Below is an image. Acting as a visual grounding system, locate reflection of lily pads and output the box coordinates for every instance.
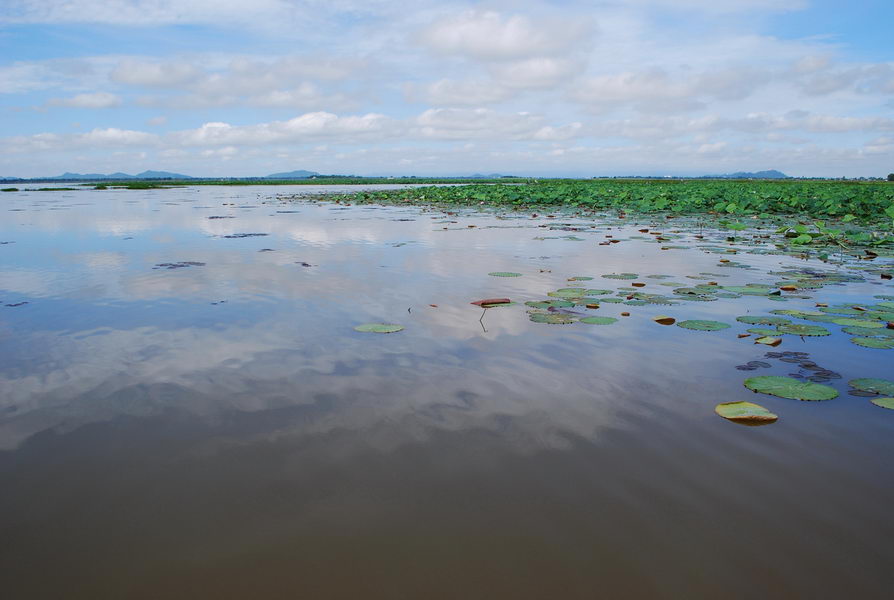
[849,378,894,395]
[580,316,617,325]
[744,376,838,401]
[870,398,894,410]
[677,320,731,331]
[354,323,404,334]
[776,324,831,337]
[489,272,522,277]
[715,401,778,424]
[736,315,791,326]
[850,337,894,349]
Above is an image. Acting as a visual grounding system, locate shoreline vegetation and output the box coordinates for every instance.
[9,177,894,248]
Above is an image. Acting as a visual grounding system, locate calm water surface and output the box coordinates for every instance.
[1,185,892,599]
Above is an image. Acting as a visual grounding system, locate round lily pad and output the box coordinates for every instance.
[529,312,574,324]
[870,398,894,410]
[489,272,521,277]
[354,323,404,334]
[715,401,778,424]
[832,317,883,327]
[676,320,731,331]
[548,288,587,298]
[744,376,838,401]
[849,378,894,395]
[602,273,638,280]
[580,316,617,325]
[747,327,779,336]
[776,324,831,337]
[736,315,791,326]
[568,276,593,281]
[525,300,574,309]
[850,337,894,349]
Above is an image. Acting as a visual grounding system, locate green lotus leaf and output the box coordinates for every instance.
[580,316,618,325]
[525,300,574,309]
[776,324,831,337]
[584,289,614,295]
[849,378,894,395]
[723,286,773,295]
[528,312,574,324]
[747,327,779,336]
[851,337,894,348]
[568,276,593,281]
[488,271,522,277]
[744,376,838,401]
[736,315,791,325]
[715,401,778,424]
[602,273,638,280]
[754,336,782,346]
[354,323,404,334]
[870,398,894,410]
[842,326,894,338]
[832,317,883,327]
[676,320,731,331]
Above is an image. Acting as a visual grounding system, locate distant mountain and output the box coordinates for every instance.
[135,170,192,179]
[265,169,319,179]
[46,170,192,180]
[714,170,788,179]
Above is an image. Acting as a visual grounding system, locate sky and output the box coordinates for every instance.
[0,0,892,178]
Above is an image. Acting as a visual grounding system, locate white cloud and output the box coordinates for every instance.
[47,91,122,108]
[422,10,590,61]
[110,59,202,87]
[408,79,513,106]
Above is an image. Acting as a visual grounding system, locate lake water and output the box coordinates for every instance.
[1,185,892,599]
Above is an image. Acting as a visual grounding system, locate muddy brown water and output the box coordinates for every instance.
[1,186,892,599]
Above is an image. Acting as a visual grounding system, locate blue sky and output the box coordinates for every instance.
[0,0,892,177]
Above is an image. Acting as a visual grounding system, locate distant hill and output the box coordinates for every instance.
[46,170,192,180]
[713,170,788,179]
[265,170,319,179]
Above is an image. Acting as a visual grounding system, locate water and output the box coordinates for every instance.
[1,185,892,599]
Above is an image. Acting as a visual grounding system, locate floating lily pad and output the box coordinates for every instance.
[525,300,574,309]
[831,317,883,327]
[776,324,831,337]
[754,336,782,346]
[677,320,731,331]
[489,272,522,277]
[870,398,894,410]
[354,323,404,334]
[602,273,638,280]
[548,287,587,298]
[529,312,574,324]
[568,276,593,281]
[715,401,778,424]
[736,315,791,326]
[744,376,838,401]
[850,378,894,395]
[747,327,779,336]
[842,326,894,337]
[580,316,617,325]
[850,337,894,349]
